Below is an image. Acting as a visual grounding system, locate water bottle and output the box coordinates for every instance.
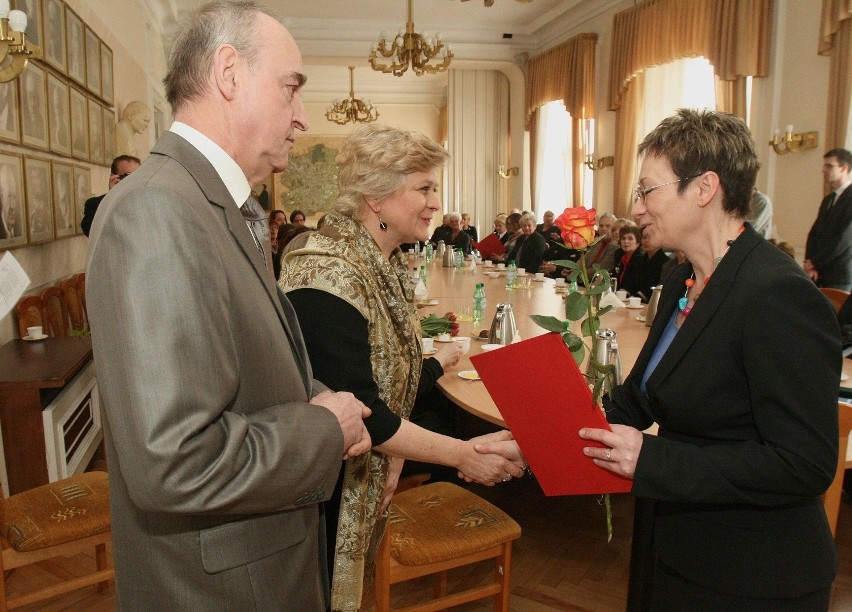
[424,242,433,263]
[414,242,420,259]
[419,264,427,285]
[505,261,517,289]
[569,278,579,294]
[473,283,486,324]
[454,249,463,270]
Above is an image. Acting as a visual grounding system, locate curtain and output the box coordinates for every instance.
[608,0,772,217]
[525,33,597,207]
[820,0,852,149]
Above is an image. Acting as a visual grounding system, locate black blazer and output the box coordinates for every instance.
[80,193,105,237]
[607,225,840,599]
[805,186,852,289]
[506,231,546,273]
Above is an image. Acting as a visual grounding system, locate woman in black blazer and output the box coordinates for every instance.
[506,212,547,273]
[581,110,839,609]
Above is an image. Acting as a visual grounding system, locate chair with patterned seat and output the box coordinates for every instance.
[60,278,87,333]
[0,471,113,610]
[374,481,521,612]
[40,287,69,337]
[14,296,44,339]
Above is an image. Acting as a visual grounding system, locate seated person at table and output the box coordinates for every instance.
[461,212,478,242]
[506,212,547,273]
[494,213,508,243]
[444,211,473,254]
[429,213,452,244]
[536,210,562,244]
[622,229,671,301]
[498,212,523,257]
[659,250,688,285]
[612,225,642,289]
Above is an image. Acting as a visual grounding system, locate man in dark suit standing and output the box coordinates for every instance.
[86,2,371,609]
[804,148,852,290]
[80,155,140,236]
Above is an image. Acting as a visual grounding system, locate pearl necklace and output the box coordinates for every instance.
[678,226,745,316]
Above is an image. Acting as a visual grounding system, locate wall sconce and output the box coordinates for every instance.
[0,0,39,83]
[584,154,614,171]
[769,125,818,155]
[497,165,518,178]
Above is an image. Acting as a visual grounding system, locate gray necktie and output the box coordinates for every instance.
[826,192,837,210]
[240,196,271,270]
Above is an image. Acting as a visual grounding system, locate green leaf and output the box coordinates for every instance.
[550,259,578,270]
[596,304,614,317]
[562,331,583,352]
[564,292,588,320]
[530,315,568,333]
[581,316,601,338]
[590,361,615,377]
[567,339,585,366]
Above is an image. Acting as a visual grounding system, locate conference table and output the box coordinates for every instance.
[413,256,852,432]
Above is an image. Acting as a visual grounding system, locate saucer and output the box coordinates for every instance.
[417,298,439,306]
[435,337,455,343]
[458,370,481,381]
[23,334,48,341]
[422,349,437,357]
[626,304,643,309]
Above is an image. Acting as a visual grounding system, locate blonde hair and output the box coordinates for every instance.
[335,124,449,218]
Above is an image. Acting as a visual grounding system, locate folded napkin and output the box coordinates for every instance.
[599,289,625,309]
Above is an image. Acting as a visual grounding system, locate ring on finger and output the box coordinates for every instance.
[605,448,612,461]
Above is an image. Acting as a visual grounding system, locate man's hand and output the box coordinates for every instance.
[310,390,371,459]
[803,259,819,282]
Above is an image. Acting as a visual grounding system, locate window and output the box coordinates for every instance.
[641,57,717,138]
[534,100,572,217]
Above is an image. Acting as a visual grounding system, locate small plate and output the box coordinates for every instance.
[472,334,490,341]
[422,349,437,357]
[532,277,546,282]
[23,334,48,341]
[626,304,643,309]
[434,337,455,343]
[458,370,481,381]
[417,298,439,306]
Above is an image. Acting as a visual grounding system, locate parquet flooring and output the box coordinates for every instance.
[7,473,852,610]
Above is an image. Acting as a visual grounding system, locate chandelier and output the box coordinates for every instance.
[325,66,379,126]
[369,0,453,77]
[0,2,39,83]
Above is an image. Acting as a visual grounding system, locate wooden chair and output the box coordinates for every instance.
[375,481,521,612]
[75,273,87,325]
[60,277,87,333]
[40,287,69,337]
[0,472,113,610]
[14,296,44,339]
[824,402,852,537]
[820,287,850,313]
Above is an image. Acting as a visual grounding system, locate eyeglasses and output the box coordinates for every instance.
[634,174,703,203]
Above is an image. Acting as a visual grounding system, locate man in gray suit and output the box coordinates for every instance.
[86,2,371,608]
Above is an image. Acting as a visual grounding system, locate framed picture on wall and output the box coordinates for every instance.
[69,86,88,160]
[100,43,113,105]
[13,0,42,50]
[87,97,102,165]
[0,153,27,248]
[72,165,90,235]
[43,0,67,74]
[23,156,54,244]
[0,80,20,144]
[65,5,85,86]
[52,161,74,238]
[85,26,101,98]
[102,107,115,164]
[47,72,71,156]
[19,62,49,150]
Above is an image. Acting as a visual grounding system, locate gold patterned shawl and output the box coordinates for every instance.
[278,212,421,611]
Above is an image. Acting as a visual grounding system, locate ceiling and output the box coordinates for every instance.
[142,0,613,105]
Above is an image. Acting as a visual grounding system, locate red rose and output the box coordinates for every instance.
[554,207,597,249]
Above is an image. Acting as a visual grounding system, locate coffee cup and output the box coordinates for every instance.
[616,289,628,300]
[496,263,506,270]
[26,326,43,338]
[422,337,434,353]
[535,272,544,280]
[628,296,642,308]
[517,269,527,277]
[454,336,471,354]
[555,278,566,286]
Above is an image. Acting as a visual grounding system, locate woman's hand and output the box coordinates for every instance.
[379,456,404,514]
[540,262,556,274]
[433,342,462,371]
[456,430,526,485]
[579,424,643,479]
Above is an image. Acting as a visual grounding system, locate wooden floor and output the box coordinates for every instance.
[7,474,852,611]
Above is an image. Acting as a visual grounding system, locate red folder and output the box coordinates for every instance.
[470,333,633,495]
[475,232,506,259]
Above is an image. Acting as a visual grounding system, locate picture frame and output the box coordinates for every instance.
[42,0,67,74]
[14,0,43,51]
[72,164,90,235]
[19,62,49,150]
[69,86,88,160]
[23,156,54,244]
[65,5,85,86]
[84,25,101,98]
[102,106,115,164]
[47,72,71,156]
[0,153,27,249]
[0,80,21,144]
[100,43,113,105]
[51,161,74,238]
[87,97,102,165]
